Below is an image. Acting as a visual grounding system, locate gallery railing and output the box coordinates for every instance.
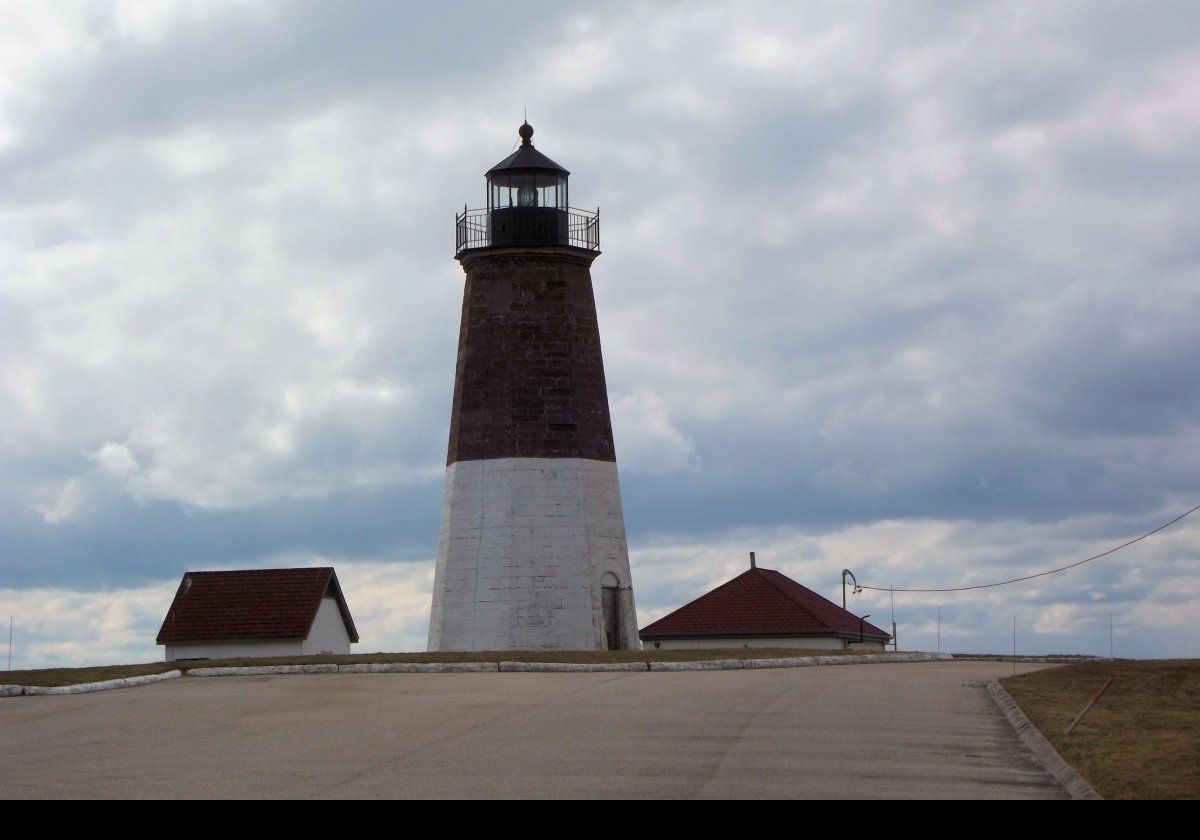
[455,206,600,254]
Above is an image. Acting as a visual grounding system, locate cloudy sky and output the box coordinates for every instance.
[2,1,1198,668]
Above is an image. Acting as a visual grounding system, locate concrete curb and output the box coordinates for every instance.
[987,679,1102,800]
[339,662,499,673]
[9,670,182,697]
[648,651,951,671]
[741,656,818,669]
[189,664,339,677]
[498,661,648,673]
[190,662,505,676]
[2,652,955,695]
[649,658,746,671]
[957,655,1098,664]
[189,652,952,677]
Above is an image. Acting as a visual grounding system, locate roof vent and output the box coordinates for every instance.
[750,552,756,569]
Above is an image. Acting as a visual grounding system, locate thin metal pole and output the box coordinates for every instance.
[840,570,857,652]
[890,586,896,651]
[7,615,11,671]
[892,622,898,651]
[936,606,941,654]
[1065,678,1114,735]
[841,576,846,651]
[889,587,895,625]
[1109,612,1114,659]
[1012,616,1017,677]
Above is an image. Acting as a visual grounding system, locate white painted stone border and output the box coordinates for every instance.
[955,655,1103,664]
[189,662,504,676]
[2,652,954,696]
[189,664,339,677]
[649,658,744,671]
[5,670,181,697]
[648,651,951,671]
[180,653,952,677]
[987,679,1102,800]
[338,662,498,673]
[499,661,648,673]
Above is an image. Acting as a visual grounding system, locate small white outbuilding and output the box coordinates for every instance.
[156,567,358,661]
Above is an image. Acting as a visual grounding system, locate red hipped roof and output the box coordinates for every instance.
[640,567,889,641]
[156,567,359,644]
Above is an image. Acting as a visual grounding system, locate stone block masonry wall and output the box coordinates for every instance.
[446,248,615,464]
[428,457,639,651]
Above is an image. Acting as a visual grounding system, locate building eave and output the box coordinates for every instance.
[158,636,304,645]
[639,628,893,643]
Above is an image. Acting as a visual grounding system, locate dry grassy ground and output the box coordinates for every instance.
[1002,659,1200,800]
[1,647,885,687]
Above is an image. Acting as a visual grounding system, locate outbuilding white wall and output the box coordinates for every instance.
[642,636,887,652]
[428,457,639,651]
[302,596,353,655]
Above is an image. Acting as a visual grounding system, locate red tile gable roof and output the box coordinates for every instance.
[156,567,359,644]
[640,567,889,641]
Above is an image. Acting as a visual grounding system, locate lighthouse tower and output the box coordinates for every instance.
[427,122,639,651]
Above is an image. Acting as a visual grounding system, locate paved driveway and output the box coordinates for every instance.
[1,661,1066,798]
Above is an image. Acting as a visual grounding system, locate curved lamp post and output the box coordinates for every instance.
[841,568,861,611]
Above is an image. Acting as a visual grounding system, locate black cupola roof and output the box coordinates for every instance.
[485,122,570,177]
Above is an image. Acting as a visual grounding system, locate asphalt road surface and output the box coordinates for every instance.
[1,660,1067,799]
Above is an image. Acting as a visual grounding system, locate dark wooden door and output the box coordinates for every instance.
[602,587,620,650]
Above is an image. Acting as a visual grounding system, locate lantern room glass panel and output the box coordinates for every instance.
[487,173,567,211]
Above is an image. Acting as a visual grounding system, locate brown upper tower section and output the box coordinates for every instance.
[446,124,614,465]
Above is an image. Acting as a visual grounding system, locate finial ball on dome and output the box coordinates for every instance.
[518,122,534,144]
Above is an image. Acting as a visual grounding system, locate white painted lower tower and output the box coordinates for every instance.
[428,457,638,651]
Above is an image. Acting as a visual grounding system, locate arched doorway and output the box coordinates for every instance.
[600,572,621,650]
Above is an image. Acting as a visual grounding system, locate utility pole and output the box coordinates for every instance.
[889,587,896,651]
[936,606,941,655]
[7,616,11,671]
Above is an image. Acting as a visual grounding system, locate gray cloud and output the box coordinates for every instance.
[2,1,1199,662]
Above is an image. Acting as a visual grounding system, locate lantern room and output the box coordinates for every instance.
[487,123,569,211]
[455,122,599,254]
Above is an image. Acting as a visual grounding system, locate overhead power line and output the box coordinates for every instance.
[858,501,1200,594]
